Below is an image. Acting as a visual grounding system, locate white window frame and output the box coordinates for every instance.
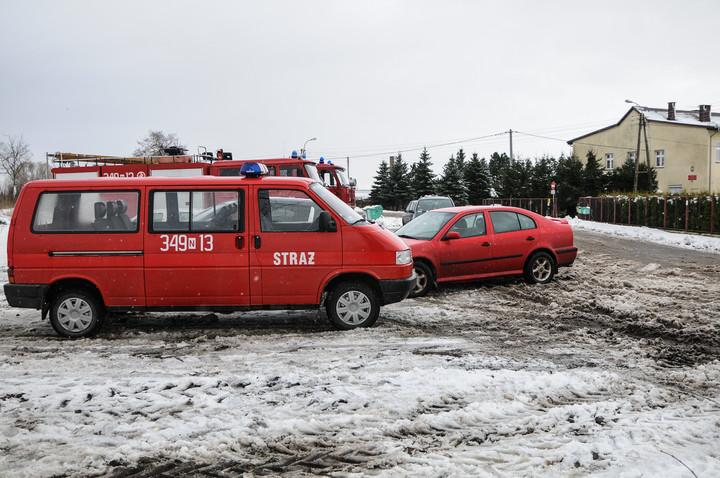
[716,140,720,163]
[655,150,665,168]
[605,153,614,170]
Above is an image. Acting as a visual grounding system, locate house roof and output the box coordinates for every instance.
[567,106,720,145]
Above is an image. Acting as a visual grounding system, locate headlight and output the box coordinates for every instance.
[396,249,412,265]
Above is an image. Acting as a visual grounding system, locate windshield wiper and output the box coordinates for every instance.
[396,234,415,239]
[350,218,368,225]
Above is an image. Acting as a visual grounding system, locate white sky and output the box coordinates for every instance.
[2,0,719,189]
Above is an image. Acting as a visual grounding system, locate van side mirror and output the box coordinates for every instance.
[318,210,337,232]
[350,178,357,187]
[444,231,461,240]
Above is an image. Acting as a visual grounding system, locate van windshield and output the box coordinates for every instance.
[310,182,365,225]
[304,163,321,182]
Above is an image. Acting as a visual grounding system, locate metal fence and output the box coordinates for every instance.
[577,195,720,235]
[481,198,556,217]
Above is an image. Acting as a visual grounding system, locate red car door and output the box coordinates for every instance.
[488,210,539,274]
[436,212,493,281]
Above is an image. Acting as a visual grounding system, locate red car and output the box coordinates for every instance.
[395,206,578,297]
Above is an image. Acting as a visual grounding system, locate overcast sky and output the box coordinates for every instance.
[2,0,719,189]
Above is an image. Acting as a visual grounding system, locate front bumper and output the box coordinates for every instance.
[379,271,417,305]
[4,283,49,309]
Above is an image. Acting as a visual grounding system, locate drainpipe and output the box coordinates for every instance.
[711,128,719,193]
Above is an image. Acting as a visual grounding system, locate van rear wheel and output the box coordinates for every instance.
[50,290,105,338]
[326,281,379,330]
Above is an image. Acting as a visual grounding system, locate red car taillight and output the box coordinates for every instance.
[7,266,14,284]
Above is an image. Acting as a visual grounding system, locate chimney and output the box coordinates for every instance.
[667,102,676,121]
[699,104,711,122]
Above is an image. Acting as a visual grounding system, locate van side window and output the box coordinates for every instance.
[151,190,244,233]
[32,191,139,233]
[258,189,325,232]
[278,166,303,177]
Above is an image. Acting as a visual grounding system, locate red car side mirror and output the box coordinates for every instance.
[444,231,461,240]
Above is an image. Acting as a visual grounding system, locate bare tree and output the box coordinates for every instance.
[0,134,33,197]
[133,130,186,157]
[28,161,51,181]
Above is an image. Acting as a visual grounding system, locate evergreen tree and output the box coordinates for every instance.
[368,160,391,208]
[554,154,585,217]
[488,152,511,196]
[528,156,557,198]
[410,147,436,197]
[583,150,606,196]
[463,153,491,205]
[501,159,532,198]
[387,153,414,210]
[436,155,469,205]
[607,159,657,193]
[455,148,467,173]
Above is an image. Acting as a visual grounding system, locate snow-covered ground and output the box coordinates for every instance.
[1,210,719,477]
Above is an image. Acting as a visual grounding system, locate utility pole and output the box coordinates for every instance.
[633,114,642,193]
[508,129,513,162]
[643,115,651,179]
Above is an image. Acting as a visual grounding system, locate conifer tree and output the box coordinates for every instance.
[554,154,585,216]
[528,156,557,198]
[368,160,391,207]
[436,155,469,205]
[463,153,491,205]
[488,152,511,195]
[410,147,436,197]
[583,150,606,196]
[455,148,467,173]
[387,153,414,210]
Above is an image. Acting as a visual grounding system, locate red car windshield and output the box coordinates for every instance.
[395,211,455,240]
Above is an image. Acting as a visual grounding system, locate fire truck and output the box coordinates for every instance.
[48,148,357,207]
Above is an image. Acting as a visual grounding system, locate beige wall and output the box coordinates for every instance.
[573,110,720,194]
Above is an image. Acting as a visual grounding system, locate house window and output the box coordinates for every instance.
[716,141,720,163]
[655,150,665,168]
[628,151,637,164]
[605,153,614,170]
[669,185,683,195]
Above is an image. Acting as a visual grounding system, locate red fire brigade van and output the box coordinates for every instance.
[5,163,415,338]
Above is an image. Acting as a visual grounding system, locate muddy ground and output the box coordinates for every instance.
[2,229,719,477]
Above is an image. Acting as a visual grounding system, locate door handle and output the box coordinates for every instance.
[482,242,491,247]
[526,236,535,241]
[254,235,261,249]
[236,236,244,249]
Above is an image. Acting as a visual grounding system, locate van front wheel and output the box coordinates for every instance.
[326,281,379,330]
[50,290,105,338]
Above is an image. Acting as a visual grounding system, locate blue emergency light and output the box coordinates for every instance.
[319,157,325,163]
[240,162,269,178]
[291,150,299,158]
[328,160,333,165]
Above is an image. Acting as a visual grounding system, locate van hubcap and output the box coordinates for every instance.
[336,291,371,325]
[57,298,93,332]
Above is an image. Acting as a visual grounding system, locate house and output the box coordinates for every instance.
[568,103,720,194]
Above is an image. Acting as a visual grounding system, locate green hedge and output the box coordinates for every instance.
[582,195,718,235]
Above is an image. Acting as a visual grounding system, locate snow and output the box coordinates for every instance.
[1,209,719,477]
[569,217,720,254]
